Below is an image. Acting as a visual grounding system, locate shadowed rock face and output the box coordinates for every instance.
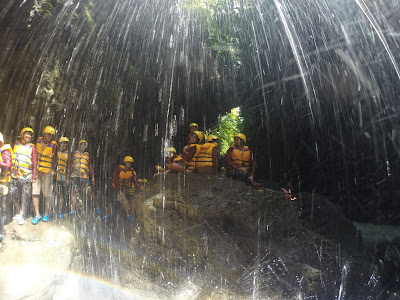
[0,175,385,299]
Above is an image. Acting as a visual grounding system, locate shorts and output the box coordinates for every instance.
[0,182,9,196]
[32,173,53,197]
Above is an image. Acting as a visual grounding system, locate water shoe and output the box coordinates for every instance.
[68,211,75,216]
[127,215,133,222]
[58,213,64,218]
[13,214,21,221]
[17,216,25,225]
[42,215,49,222]
[31,216,41,225]
[95,208,101,215]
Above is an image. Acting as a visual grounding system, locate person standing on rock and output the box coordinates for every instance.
[109,156,142,221]
[0,132,13,240]
[195,135,219,175]
[56,137,71,218]
[225,133,260,187]
[10,127,38,225]
[67,139,99,215]
[183,131,204,173]
[33,126,58,224]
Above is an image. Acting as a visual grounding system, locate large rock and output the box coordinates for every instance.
[0,219,75,299]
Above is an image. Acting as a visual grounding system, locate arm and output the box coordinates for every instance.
[113,166,122,192]
[0,150,12,169]
[182,145,196,161]
[31,146,38,181]
[51,143,58,174]
[88,155,95,184]
[66,152,73,182]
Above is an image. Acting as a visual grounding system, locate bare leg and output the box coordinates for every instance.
[70,191,77,213]
[58,193,64,213]
[32,196,40,217]
[44,197,51,216]
[121,193,130,216]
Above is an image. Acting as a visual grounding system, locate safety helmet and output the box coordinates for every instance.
[234,133,246,144]
[0,132,3,143]
[167,147,176,153]
[155,165,163,171]
[20,127,34,137]
[206,135,219,143]
[79,139,87,145]
[193,131,205,144]
[189,123,199,128]
[123,156,134,163]
[59,137,69,143]
[43,126,55,135]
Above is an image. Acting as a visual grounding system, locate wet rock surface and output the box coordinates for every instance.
[0,174,389,299]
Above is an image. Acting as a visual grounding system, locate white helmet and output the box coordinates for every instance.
[0,132,3,143]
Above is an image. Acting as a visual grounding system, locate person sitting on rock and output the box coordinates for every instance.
[186,122,199,145]
[225,133,260,187]
[67,139,99,215]
[195,135,219,175]
[183,131,204,173]
[56,137,72,218]
[110,156,142,221]
[165,147,184,173]
[10,127,38,225]
[0,132,13,240]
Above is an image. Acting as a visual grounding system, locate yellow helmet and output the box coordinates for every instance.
[123,156,134,163]
[43,126,55,135]
[20,127,34,137]
[206,135,219,143]
[234,133,246,144]
[189,123,199,128]
[138,179,143,183]
[59,137,69,143]
[193,131,205,144]
[155,165,163,171]
[167,147,176,153]
[79,139,87,144]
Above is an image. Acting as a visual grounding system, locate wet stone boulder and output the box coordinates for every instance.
[0,219,75,299]
[128,174,364,298]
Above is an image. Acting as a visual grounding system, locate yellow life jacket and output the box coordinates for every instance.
[0,144,13,183]
[195,143,217,174]
[184,144,201,171]
[230,146,251,172]
[36,137,57,173]
[72,151,90,179]
[57,150,69,181]
[11,141,34,180]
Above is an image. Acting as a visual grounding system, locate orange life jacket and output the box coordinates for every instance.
[230,146,251,172]
[0,144,12,183]
[195,143,217,173]
[112,165,137,195]
[36,137,57,173]
[12,141,34,180]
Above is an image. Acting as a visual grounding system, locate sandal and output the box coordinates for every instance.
[31,216,42,225]
[42,215,49,222]
[58,213,64,218]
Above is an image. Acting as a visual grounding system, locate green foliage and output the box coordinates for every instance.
[206,107,243,154]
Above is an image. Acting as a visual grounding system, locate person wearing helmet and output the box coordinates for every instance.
[186,123,199,145]
[165,147,184,173]
[0,132,13,240]
[195,135,219,174]
[56,137,71,218]
[225,133,259,187]
[32,126,58,224]
[67,139,99,215]
[110,156,142,221]
[183,130,204,173]
[10,127,38,225]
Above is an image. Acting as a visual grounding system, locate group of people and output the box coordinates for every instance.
[159,123,260,187]
[0,126,100,233]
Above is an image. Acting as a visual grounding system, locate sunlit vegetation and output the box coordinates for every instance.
[206,107,243,154]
